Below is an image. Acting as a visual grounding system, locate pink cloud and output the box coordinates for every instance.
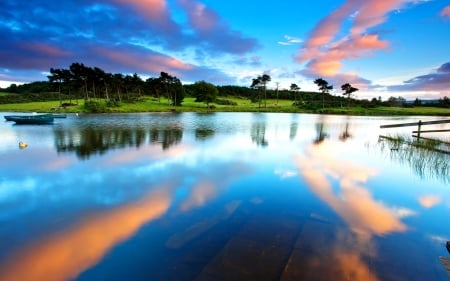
[21,42,71,58]
[441,6,450,18]
[295,141,407,240]
[109,0,179,33]
[297,0,404,78]
[177,0,219,33]
[419,195,441,208]
[94,46,193,76]
[351,0,405,35]
[176,0,259,54]
[302,34,389,77]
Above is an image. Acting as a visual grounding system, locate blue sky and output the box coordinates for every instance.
[1,0,449,100]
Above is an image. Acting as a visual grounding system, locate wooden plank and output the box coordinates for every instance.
[439,257,450,276]
[279,221,346,281]
[194,213,304,281]
[412,129,450,133]
[380,119,450,129]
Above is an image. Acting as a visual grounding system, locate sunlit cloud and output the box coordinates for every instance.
[109,0,180,34]
[295,140,407,241]
[0,187,172,281]
[440,6,450,18]
[0,0,258,86]
[419,194,442,208]
[180,181,216,211]
[296,0,404,78]
[290,227,380,280]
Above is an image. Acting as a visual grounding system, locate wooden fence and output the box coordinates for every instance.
[380,119,450,140]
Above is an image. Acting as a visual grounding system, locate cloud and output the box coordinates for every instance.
[419,194,442,208]
[278,35,303,46]
[109,0,179,34]
[176,0,259,54]
[296,0,405,77]
[274,168,297,179]
[295,140,407,240]
[232,56,262,67]
[0,0,258,84]
[0,188,172,281]
[441,6,450,18]
[387,62,450,93]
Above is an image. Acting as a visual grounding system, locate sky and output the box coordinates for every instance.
[1,0,449,100]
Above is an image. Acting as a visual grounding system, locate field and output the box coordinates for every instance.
[0,96,448,116]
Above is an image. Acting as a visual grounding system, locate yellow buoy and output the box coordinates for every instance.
[19,141,28,149]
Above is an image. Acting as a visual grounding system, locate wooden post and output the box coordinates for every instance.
[417,120,422,141]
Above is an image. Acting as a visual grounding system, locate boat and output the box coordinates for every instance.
[51,113,67,118]
[5,114,54,124]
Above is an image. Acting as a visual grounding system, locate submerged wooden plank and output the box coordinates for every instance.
[194,214,304,281]
[280,221,342,281]
[440,257,450,276]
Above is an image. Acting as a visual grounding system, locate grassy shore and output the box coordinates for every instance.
[0,97,449,116]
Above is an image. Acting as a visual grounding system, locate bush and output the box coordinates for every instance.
[215,98,237,106]
[84,101,108,113]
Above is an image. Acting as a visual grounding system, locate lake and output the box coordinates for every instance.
[0,112,449,281]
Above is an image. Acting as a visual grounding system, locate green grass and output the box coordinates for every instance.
[0,97,448,116]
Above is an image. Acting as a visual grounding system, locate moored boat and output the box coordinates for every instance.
[5,114,54,124]
[51,113,67,118]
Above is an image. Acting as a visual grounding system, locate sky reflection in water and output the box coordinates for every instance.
[0,112,449,281]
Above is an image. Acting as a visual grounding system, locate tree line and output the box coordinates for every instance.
[1,63,448,109]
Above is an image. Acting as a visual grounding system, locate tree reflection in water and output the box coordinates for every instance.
[54,125,183,159]
[378,135,449,184]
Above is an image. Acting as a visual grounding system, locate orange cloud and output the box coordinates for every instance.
[295,141,407,240]
[180,181,216,211]
[441,6,450,18]
[298,0,403,77]
[419,194,442,208]
[0,188,172,281]
[303,34,389,77]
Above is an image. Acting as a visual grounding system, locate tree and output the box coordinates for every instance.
[314,78,333,109]
[260,74,271,108]
[290,83,300,105]
[159,72,172,105]
[48,68,64,105]
[250,77,262,108]
[69,62,89,102]
[413,97,422,106]
[250,74,271,108]
[192,81,218,109]
[341,83,358,107]
[170,77,185,106]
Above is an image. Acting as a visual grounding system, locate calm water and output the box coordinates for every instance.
[0,112,449,281]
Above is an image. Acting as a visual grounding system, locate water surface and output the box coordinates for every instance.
[0,112,449,281]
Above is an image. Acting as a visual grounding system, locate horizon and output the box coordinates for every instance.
[1,0,449,101]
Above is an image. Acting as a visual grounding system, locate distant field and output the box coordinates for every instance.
[0,97,448,116]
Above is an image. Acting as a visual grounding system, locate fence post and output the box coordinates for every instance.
[417,120,422,141]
